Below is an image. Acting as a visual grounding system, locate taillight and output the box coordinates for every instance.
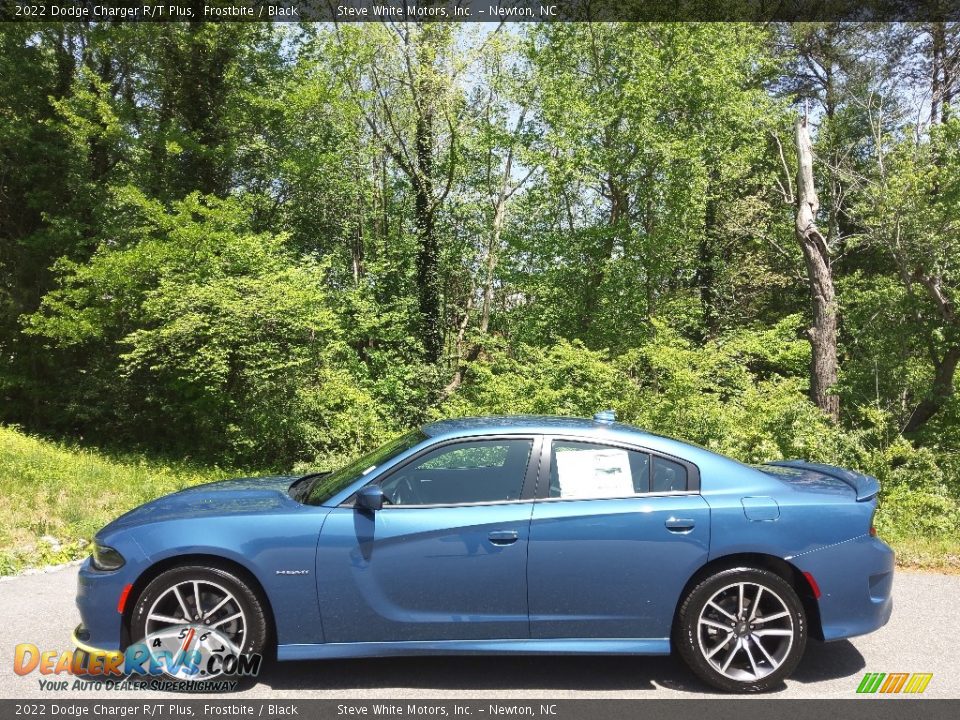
[869,524,877,537]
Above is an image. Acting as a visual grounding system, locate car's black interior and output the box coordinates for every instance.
[652,456,687,493]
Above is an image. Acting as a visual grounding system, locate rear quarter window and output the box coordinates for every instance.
[652,456,688,492]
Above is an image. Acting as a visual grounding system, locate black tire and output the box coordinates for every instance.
[675,567,807,693]
[129,564,269,687]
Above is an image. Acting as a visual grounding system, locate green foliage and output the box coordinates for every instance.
[1,23,959,570]
[438,339,621,419]
[615,319,819,460]
[439,319,830,464]
[511,23,785,348]
[855,115,960,437]
[26,190,391,465]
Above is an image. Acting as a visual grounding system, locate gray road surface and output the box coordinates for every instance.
[0,566,956,699]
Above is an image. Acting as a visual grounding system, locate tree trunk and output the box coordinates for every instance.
[580,173,626,332]
[411,30,445,365]
[931,22,946,126]
[444,155,511,396]
[413,96,442,364]
[698,169,721,337]
[480,198,506,335]
[905,344,960,433]
[794,117,840,421]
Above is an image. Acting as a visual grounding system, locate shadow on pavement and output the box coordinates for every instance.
[253,641,864,694]
[790,639,866,685]
[255,654,705,694]
[64,640,865,695]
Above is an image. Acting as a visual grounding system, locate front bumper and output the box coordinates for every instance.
[72,623,113,656]
[75,556,131,652]
[792,535,895,641]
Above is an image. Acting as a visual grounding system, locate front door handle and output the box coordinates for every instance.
[665,517,696,532]
[488,530,519,545]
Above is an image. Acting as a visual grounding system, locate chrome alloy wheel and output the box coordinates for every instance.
[696,581,795,682]
[145,579,246,654]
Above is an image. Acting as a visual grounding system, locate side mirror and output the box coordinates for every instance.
[355,485,384,512]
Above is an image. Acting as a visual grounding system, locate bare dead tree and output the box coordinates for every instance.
[794,115,840,422]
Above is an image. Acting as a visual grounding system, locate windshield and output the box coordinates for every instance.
[303,430,427,506]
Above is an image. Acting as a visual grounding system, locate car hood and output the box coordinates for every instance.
[99,475,299,534]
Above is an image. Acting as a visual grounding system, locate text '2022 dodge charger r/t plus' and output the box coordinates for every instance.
[73,412,893,692]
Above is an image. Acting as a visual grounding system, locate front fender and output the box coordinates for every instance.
[80,507,330,650]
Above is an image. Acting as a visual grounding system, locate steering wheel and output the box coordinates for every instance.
[384,475,422,506]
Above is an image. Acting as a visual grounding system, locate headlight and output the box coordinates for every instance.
[91,543,125,571]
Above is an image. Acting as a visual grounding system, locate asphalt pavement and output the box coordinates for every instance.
[0,566,957,699]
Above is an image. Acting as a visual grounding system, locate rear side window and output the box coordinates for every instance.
[549,441,691,498]
[549,441,650,499]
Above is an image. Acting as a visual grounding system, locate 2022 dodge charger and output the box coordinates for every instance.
[73,413,893,692]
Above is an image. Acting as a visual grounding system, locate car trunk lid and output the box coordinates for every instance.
[763,460,880,501]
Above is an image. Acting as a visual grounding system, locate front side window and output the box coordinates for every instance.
[380,439,533,506]
[305,430,427,505]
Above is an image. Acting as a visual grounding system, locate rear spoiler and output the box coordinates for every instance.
[766,460,880,501]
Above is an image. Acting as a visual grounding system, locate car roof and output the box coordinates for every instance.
[420,415,768,485]
[423,415,617,437]
[421,415,717,463]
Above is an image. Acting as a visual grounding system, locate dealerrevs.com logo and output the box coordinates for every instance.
[14,624,261,692]
[856,672,933,694]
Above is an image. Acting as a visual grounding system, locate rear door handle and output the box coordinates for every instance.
[488,530,519,545]
[665,517,696,532]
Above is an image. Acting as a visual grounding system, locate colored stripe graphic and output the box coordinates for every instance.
[857,672,932,694]
[880,673,909,693]
[857,673,885,693]
[903,673,933,694]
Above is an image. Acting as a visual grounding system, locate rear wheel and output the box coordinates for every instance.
[675,567,807,693]
[129,565,268,685]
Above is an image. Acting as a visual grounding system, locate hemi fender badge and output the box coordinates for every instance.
[276,569,310,575]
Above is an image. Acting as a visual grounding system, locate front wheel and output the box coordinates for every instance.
[675,567,807,693]
[129,564,269,685]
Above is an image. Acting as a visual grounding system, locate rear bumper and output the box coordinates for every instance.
[791,535,894,641]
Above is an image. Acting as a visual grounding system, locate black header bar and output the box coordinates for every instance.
[2,0,960,23]
[0,699,958,720]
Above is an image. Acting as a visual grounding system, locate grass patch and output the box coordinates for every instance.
[0,425,241,575]
[874,484,960,572]
[881,536,960,573]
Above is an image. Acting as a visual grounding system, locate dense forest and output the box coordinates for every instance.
[1,22,959,561]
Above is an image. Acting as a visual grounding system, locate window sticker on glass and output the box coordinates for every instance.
[555,447,634,499]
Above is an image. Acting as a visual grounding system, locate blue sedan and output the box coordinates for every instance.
[73,413,893,692]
